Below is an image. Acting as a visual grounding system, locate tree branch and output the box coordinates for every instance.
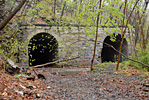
[31,56,80,68]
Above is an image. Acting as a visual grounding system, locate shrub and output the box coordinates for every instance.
[123,43,149,71]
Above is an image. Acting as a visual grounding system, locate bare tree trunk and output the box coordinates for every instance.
[134,0,148,48]
[0,0,5,35]
[126,9,138,57]
[0,0,5,22]
[126,5,133,56]
[61,0,63,4]
[60,1,66,19]
[141,0,148,19]
[90,0,102,71]
[134,10,139,46]
[128,28,132,55]
[137,11,146,49]
[131,28,138,57]
[116,0,139,71]
[73,0,77,16]
[79,0,82,14]
[53,0,56,20]
[141,0,148,45]
[146,26,149,44]
[116,0,127,71]
[129,18,138,57]
[0,0,26,30]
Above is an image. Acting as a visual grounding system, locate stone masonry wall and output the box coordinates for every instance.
[19,25,135,67]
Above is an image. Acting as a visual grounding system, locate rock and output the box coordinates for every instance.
[29,89,41,98]
[143,88,149,92]
[143,83,149,87]
[47,86,51,89]
[27,76,35,81]
[5,59,20,75]
[26,85,36,90]
[2,92,7,96]
[15,90,24,95]
[19,84,26,89]
[36,93,41,98]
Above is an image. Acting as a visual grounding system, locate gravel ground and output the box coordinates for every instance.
[35,65,149,100]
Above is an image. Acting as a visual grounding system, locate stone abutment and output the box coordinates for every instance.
[18,24,134,68]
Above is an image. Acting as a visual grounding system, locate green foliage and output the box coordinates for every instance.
[14,74,21,81]
[0,0,147,69]
[123,44,149,71]
[139,74,147,78]
[93,62,110,71]
[0,26,27,63]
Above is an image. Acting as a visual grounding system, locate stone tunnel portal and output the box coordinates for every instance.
[28,32,58,66]
[101,33,128,63]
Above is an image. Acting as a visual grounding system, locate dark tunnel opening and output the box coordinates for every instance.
[101,33,128,63]
[28,32,58,66]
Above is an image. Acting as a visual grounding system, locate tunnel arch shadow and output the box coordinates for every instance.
[101,33,128,63]
[28,32,58,66]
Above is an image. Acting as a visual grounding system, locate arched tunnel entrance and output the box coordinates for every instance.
[28,32,58,66]
[101,33,128,63]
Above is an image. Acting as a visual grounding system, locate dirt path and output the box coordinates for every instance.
[35,65,148,100]
[0,64,148,100]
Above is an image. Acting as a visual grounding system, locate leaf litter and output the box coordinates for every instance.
[0,64,148,99]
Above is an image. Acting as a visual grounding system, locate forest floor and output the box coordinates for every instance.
[0,63,149,100]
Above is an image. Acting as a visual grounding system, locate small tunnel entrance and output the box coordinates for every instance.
[101,33,128,63]
[28,32,58,66]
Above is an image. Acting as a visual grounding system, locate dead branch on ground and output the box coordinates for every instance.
[31,56,80,68]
